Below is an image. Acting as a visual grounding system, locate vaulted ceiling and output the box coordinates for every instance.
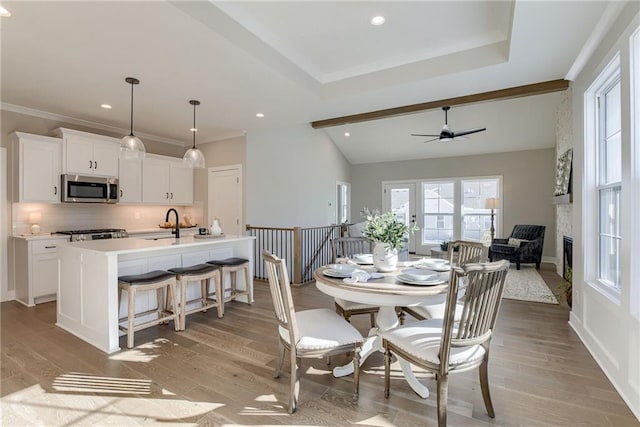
[1,1,619,163]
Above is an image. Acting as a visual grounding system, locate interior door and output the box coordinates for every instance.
[383,182,416,253]
[208,165,242,236]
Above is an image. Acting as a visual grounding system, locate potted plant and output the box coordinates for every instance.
[362,208,418,272]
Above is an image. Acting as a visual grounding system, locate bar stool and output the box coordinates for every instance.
[118,270,179,349]
[168,263,222,330]
[205,257,252,315]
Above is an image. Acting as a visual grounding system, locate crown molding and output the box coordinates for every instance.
[1,102,185,146]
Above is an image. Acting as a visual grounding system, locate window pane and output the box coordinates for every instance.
[599,186,621,287]
[390,188,409,227]
[602,132,622,184]
[605,82,621,139]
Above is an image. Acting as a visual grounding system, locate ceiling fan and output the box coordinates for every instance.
[411,106,486,143]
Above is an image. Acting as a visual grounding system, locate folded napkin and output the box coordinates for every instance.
[336,257,359,266]
[343,269,384,284]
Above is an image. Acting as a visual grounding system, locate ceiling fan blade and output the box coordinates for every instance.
[452,127,486,138]
[411,133,440,137]
[422,137,440,143]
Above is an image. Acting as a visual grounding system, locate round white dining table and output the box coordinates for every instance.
[313,265,449,398]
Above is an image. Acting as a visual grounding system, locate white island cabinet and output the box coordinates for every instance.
[57,235,255,354]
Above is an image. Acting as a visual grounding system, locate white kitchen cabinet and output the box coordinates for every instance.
[14,236,68,306]
[10,132,62,203]
[118,158,142,203]
[142,155,193,205]
[57,128,120,177]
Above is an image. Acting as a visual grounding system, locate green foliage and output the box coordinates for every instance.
[440,241,459,252]
[361,208,418,251]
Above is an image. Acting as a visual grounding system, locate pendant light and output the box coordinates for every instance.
[183,99,205,169]
[120,77,146,160]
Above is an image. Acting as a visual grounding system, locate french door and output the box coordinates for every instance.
[383,182,416,253]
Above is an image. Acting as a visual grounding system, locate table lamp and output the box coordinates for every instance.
[29,211,42,234]
[484,198,499,241]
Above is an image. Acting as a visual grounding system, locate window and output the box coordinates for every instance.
[422,181,454,243]
[598,78,622,289]
[462,179,499,241]
[421,177,501,245]
[586,54,622,294]
[336,182,350,223]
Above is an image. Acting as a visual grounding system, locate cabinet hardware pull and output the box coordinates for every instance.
[95,161,97,169]
[89,160,93,169]
[54,186,57,195]
[170,193,173,199]
[44,246,56,249]
[166,192,169,199]
[120,189,123,197]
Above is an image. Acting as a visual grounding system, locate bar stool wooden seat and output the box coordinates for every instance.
[168,263,222,330]
[118,270,179,349]
[206,257,252,312]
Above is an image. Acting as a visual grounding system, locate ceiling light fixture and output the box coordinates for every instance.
[0,6,11,17]
[371,15,385,26]
[256,113,264,118]
[100,104,112,110]
[344,132,350,137]
[120,77,146,160]
[183,100,205,169]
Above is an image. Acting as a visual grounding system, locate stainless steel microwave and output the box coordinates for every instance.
[61,174,119,203]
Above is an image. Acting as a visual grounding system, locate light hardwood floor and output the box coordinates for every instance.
[1,264,638,426]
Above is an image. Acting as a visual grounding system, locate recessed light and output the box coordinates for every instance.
[256,113,265,118]
[371,15,385,26]
[0,6,11,17]
[100,104,112,109]
[344,132,350,137]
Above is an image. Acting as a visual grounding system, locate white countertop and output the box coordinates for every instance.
[61,234,254,255]
[12,234,70,241]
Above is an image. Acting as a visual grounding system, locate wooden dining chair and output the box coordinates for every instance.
[331,237,380,327]
[403,240,487,321]
[263,250,363,414]
[383,260,510,427]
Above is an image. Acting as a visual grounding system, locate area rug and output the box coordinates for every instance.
[502,266,559,304]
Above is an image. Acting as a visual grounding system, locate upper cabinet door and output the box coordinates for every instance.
[118,158,142,203]
[142,156,171,204]
[92,141,119,177]
[170,162,194,205]
[13,133,61,203]
[58,129,120,177]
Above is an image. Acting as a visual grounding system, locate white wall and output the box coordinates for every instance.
[246,124,350,227]
[570,2,640,420]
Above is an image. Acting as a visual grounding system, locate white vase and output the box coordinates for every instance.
[373,242,398,272]
[210,219,223,236]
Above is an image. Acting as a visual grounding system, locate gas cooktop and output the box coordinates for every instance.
[55,228,128,242]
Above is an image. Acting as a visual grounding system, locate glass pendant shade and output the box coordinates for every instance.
[121,134,146,160]
[183,99,205,169]
[121,77,146,159]
[183,147,205,168]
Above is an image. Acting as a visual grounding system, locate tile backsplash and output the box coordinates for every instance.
[12,202,204,235]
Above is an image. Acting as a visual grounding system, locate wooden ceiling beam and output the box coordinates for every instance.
[311,79,570,129]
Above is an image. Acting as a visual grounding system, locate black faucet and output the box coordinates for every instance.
[165,208,180,239]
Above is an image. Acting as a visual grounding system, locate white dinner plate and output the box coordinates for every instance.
[353,253,373,264]
[396,272,449,286]
[401,268,438,281]
[415,261,451,272]
[323,267,357,278]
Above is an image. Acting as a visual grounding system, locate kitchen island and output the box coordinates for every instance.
[57,235,255,354]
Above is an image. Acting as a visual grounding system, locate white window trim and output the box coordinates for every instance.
[584,53,622,304]
[630,26,640,320]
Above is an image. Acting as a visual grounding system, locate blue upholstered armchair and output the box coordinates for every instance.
[488,225,546,270]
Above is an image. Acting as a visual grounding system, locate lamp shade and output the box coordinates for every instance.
[485,197,499,210]
[28,211,42,224]
[120,134,146,160]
